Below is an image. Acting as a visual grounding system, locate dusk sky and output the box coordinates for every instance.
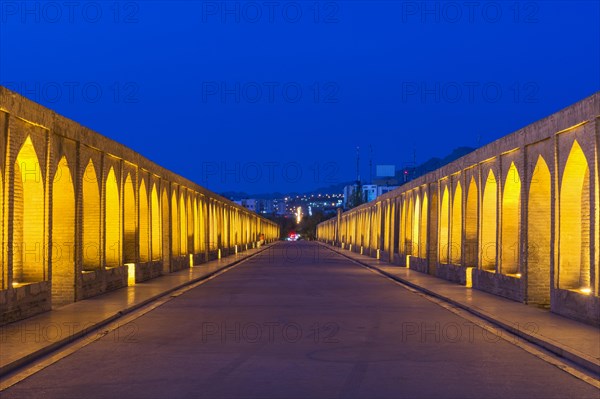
[1,1,598,194]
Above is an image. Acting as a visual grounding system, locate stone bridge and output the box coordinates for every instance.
[0,86,279,324]
[318,92,600,325]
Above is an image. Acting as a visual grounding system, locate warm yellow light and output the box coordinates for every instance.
[126,263,136,286]
[465,267,473,288]
[296,207,302,224]
[189,254,194,267]
[580,287,592,295]
[406,255,411,268]
[105,168,121,268]
[515,273,522,278]
[218,249,222,259]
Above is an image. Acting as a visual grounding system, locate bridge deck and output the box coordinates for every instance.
[1,242,598,398]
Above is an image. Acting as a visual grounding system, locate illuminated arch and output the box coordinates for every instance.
[123,174,136,263]
[419,193,428,257]
[451,182,462,264]
[399,200,406,254]
[139,180,149,262]
[406,197,414,255]
[198,198,206,251]
[162,189,170,266]
[171,191,179,256]
[465,177,478,266]
[559,141,590,290]
[83,160,100,270]
[528,156,551,303]
[151,184,161,261]
[225,207,231,248]
[194,197,201,252]
[13,137,45,283]
[413,195,420,256]
[187,195,194,253]
[105,168,120,267]
[0,166,4,288]
[52,157,75,304]
[211,202,218,249]
[179,193,187,255]
[502,163,521,275]
[439,186,449,263]
[481,170,497,271]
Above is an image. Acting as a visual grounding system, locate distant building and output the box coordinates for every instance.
[236,199,275,214]
[343,185,357,208]
[362,184,377,202]
[243,199,257,212]
[276,201,287,215]
[343,183,398,208]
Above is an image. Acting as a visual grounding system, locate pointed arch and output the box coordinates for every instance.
[151,183,161,261]
[179,192,187,255]
[413,195,420,256]
[83,160,100,270]
[419,193,428,257]
[171,191,180,256]
[162,189,170,269]
[465,177,478,267]
[399,200,406,254]
[187,194,194,254]
[52,156,75,304]
[198,198,206,252]
[502,162,521,275]
[139,179,149,262]
[194,197,201,252]
[451,182,462,264]
[123,174,136,263]
[406,196,414,255]
[481,170,497,271]
[439,186,450,263]
[528,156,551,303]
[559,141,590,290]
[0,165,4,289]
[105,167,120,267]
[13,136,45,283]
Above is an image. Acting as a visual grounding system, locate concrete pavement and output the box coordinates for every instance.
[1,241,597,398]
[0,243,274,377]
[0,243,600,397]
[321,242,600,376]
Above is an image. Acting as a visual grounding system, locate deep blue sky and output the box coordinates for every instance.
[1,1,598,194]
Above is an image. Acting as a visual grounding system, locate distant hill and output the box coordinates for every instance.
[398,146,475,180]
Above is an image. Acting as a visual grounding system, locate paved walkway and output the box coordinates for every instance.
[0,244,273,376]
[321,243,600,375]
[1,241,599,381]
[2,241,598,399]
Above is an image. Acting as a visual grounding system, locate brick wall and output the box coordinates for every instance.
[0,86,279,325]
[318,92,600,325]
